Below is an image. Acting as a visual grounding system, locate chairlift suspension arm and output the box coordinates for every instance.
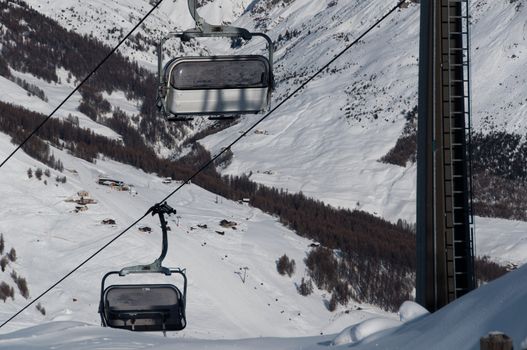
[151,202,176,264]
[188,0,204,32]
[119,202,176,275]
[187,0,252,39]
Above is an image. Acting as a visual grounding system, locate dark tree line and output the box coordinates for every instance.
[379,134,416,167]
[0,1,145,94]
[0,282,14,302]
[0,56,10,78]
[276,254,296,277]
[6,76,48,101]
[381,107,527,222]
[470,131,527,221]
[379,106,417,167]
[472,131,527,181]
[0,0,180,149]
[0,102,63,170]
[472,172,527,221]
[475,256,508,285]
[78,86,111,121]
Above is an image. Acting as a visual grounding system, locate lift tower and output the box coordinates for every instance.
[416,0,475,311]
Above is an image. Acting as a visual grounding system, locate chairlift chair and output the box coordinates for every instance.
[157,0,274,121]
[99,203,187,334]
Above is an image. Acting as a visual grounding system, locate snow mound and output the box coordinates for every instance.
[331,301,429,346]
[331,317,401,346]
[398,300,429,322]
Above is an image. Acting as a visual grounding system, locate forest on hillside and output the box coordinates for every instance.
[380,107,527,222]
[0,0,183,149]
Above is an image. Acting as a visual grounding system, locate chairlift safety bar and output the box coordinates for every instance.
[157,30,274,85]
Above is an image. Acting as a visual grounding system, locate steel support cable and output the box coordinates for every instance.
[0,0,165,170]
[0,0,409,329]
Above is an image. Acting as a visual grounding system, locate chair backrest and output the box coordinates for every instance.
[167,55,270,90]
[102,284,186,331]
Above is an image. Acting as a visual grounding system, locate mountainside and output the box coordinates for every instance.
[0,0,422,320]
[2,0,525,223]
[0,131,397,337]
[1,0,527,346]
[201,0,527,223]
[25,0,253,69]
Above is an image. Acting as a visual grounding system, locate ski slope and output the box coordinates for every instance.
[1,108,527,347]
[0,132,395,338]
[200,0,527,224]
[2,265,527,349]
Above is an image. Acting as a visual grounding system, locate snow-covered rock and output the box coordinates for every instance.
[330,300,429,346]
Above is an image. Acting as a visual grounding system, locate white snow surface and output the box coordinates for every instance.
[3,264,527,349]
[397,300,429,323]
[331,317,401,347]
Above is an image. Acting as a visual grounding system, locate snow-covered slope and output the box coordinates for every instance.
[2,260,527,349]
[25,0,252,70]
[6,0,526,224]
[0,132,393,337]
[201,0,527,224]
[201,0,421,223]
[0,69,123,140]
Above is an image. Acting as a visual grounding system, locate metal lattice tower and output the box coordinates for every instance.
[416,0,475,312]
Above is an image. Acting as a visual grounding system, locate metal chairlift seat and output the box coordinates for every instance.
[100,274,187,332]
[157,0,274,121]
[162,55,271,117]
[99,203,187,333]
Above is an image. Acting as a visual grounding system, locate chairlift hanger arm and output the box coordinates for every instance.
[118,202,176,276]
[158,0,274,82]
[187,0,252,39]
